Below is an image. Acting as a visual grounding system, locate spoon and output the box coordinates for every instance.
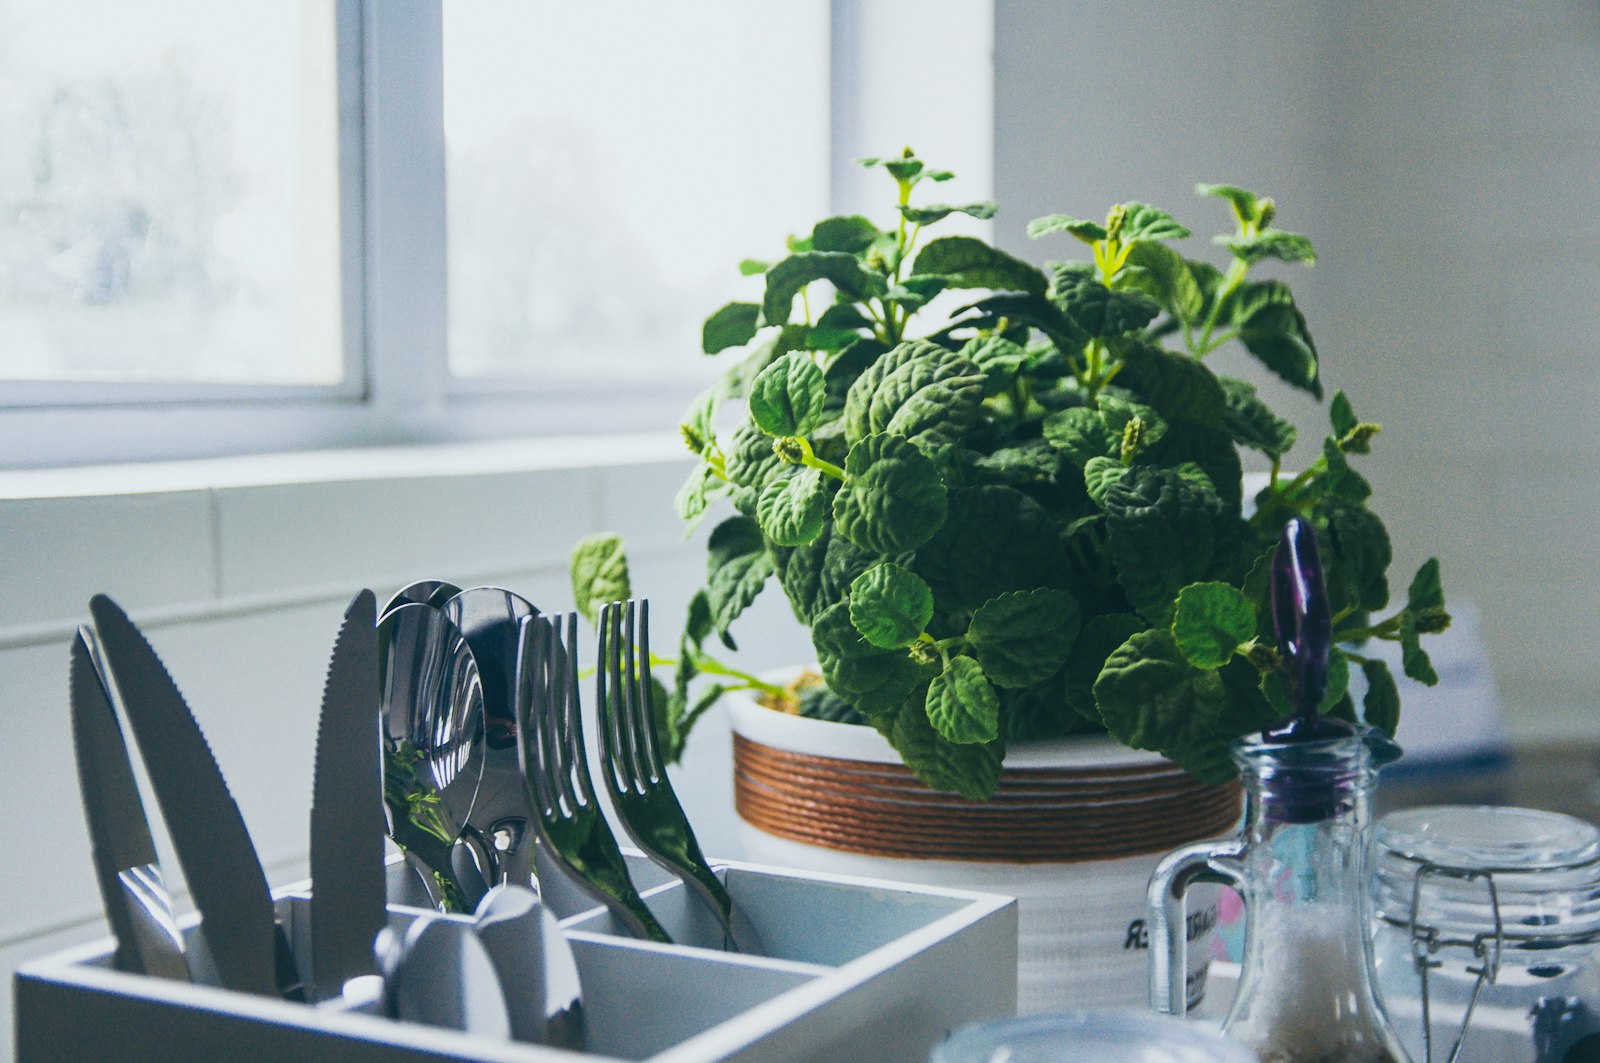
[380,580,462,619]
[474,885,585,1049]
[443,587,540,888]
[378,603,491,912]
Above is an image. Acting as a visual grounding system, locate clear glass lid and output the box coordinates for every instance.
[1374,805,1600,945]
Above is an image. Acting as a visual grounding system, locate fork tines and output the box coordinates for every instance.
[598,599,666,797]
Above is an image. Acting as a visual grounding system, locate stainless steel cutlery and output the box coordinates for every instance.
[308,589,387,1004]
[443,587,541,890]
[597,599,764,955]
[377,603,492,912]
[66,580,757,1047]
[89,594,293,1000]
[518,611,672,943]
[69,625,190,983]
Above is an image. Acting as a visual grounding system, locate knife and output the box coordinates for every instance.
[69,625,191,982]
[89,594,290,999]
[309,589,387,1002]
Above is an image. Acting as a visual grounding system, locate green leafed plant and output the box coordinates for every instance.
[572,148,1450,799]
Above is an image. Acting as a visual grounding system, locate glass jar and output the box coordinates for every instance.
[931,1010,1256,1063]
[1150,729,1411,1063]
[1372,805,1600,1063]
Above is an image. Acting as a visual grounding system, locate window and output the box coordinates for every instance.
[0,0,346,387]
[0,1,831,468]
[442,2,828,387]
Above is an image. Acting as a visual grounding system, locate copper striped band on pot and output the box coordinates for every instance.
[733,733,1243,863]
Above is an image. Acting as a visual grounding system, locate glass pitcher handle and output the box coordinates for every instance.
[1147,838,1246,1016]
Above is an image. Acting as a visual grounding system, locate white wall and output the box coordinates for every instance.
[994,0,1600,744]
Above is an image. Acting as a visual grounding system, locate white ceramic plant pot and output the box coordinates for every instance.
[727,686,1240,1014]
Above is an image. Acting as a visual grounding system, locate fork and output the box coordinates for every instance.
[597,599,765,954]
[516,611,671,943]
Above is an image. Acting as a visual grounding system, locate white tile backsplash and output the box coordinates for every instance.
[0,492,215,631]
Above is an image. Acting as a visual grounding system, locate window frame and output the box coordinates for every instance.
[0,0,724,469]
[0,0,995,471]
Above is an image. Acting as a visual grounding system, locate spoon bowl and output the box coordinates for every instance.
[378,603,489,910]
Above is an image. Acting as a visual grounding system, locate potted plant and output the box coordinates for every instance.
[570,149,1450,1009]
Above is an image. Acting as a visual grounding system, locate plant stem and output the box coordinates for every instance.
[1196,258,1249,354]
[792,435,846,480]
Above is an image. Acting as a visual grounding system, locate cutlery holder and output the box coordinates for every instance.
[15,854,1016,1062]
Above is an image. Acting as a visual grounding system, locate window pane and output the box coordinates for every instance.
[0,0,343,385]
[443,1,830,383]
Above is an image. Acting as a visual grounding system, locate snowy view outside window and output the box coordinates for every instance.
[0,1,342,386]
[442,1,829,383]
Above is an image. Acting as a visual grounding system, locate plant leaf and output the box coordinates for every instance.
[749,351,827,437]
[968,588,1081,688]
[956,291,1090,352]
[1119,202,1192,243]
[849,563,934,649]
[1026,213,1107,243]
[705,516,774,648]
[1322,436,1373,503]
[1408,557,1445,613]
[1358,656,1401,736]
[1218,376,1297,457]
[571,533,631,627]
[1233,280,1322,399]
[763,251,886,326]
[1196,183,1261,223]
[811,601,933,716]
[724,418,784,492]
[960,334,1030,395]
[843,339,987,454]
[702,301,762,354]
[1043,406,1116,466]
[1399,613,1439,685]
[1063,613,1145,724]
[674,463,731,531]
[899,201,998,224]
[771,522,885,624]
[1172,582,1256,669]
[1323,502,1392,614]
[1052,264,1160,337]
[1103,468,1222,625]
[910,236,1048,296]
[890,693,1004,800]
[832,433,949,554]
[755,468,828,546]
[1092,629,1231,783]
[1119,241,1203,321]
[811,215,881,254]
[1117,342,1226,423]
[1222,229,1316,266]
[1098,392,1170,452]
[925,657,1001,744]
[1083,455,1126,508]
[916,485,1070,611]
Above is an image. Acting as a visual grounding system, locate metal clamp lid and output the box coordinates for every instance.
[1408,861,1504,1063]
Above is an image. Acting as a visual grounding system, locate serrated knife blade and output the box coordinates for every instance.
[309,589,386,1002]
[69,625,191,982]
[88,594,284,999]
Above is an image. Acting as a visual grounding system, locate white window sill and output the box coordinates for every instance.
[0,431,686,499]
